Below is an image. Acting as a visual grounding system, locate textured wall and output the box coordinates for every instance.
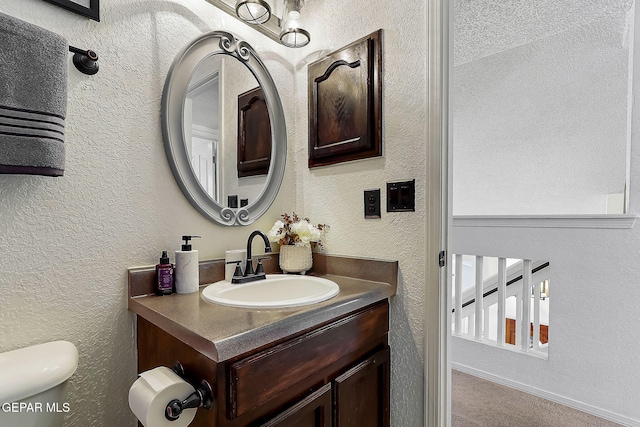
[451,221,640,424]
[453,0,633,214]
[0,1,295,425]
[291,1,428,425]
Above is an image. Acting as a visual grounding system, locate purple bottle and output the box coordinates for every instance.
[156,251,173,295]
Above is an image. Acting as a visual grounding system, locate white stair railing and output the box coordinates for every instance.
[452,255,550,357]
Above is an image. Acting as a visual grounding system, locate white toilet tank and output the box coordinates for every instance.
[0,341,78,427]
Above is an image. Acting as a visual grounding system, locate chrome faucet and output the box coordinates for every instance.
[228,230,272,284]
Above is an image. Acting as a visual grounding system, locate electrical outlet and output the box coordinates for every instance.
[364,189,381,219]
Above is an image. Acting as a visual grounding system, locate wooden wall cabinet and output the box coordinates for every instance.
[136,301,390,427]
[307,30,383,168]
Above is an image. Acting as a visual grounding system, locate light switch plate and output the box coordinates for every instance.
[387,180,415,212]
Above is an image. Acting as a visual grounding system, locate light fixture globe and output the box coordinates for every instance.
[235,0,271,24]
[279,0,310,48]
[279,28,310,48]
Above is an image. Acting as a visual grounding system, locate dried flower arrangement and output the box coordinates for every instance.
[267,212,328,248]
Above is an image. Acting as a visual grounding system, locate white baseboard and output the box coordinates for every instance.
[452,362,640,427]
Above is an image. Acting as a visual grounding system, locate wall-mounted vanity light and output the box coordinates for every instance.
[234,0,310,48]
[235,0,271,24]
[279,0,310,48]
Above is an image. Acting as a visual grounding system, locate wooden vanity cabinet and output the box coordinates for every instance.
[136,300,390,427]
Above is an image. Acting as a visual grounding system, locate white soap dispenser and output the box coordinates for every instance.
[174,235,201,294]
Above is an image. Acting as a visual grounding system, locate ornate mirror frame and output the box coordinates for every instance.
[161,31,286,226]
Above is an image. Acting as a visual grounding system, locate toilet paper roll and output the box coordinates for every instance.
[225,249,247,281]
[128,366,197,427]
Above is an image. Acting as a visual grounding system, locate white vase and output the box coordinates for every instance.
[279,245,313,274]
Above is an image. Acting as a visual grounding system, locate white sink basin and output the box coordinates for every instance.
[201,274,339,309]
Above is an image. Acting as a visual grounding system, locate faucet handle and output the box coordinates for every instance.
[255,257,269,275]
[226,260,243,278]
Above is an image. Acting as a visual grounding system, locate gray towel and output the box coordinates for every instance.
[0,12,67,177]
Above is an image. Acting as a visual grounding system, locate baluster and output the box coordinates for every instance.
[497,257,507,346]
[515,290,521,347]
[475,256,484,340]
[521,259,532,352]
[454,254,463,335]
[533,279,541,351]
[484,305,491,341]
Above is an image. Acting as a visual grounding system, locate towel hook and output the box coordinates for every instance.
[69,46,99,75]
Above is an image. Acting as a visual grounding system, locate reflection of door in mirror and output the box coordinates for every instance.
[220,57,269,208]
[185,57,221,202]
[185,55,269,208]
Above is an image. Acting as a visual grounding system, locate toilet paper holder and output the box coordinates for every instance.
[165,362,213,421]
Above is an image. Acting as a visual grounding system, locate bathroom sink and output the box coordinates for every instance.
[201,275,340,309]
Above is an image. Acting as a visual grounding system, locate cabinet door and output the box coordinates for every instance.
[237,86,271,178]
[307,30,382,168]
[260,383,332,427]
[334,346,390,427]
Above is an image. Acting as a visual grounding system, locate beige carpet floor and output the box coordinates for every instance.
[452,370,622,427]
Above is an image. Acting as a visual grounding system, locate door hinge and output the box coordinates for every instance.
[438,250,446,267]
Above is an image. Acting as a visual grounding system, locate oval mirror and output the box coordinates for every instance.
[162,31,286,226]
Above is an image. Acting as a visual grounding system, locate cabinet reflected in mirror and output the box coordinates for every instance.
[184,55,269,207]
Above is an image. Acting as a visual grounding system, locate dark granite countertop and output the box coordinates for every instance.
[128,253,397,362]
